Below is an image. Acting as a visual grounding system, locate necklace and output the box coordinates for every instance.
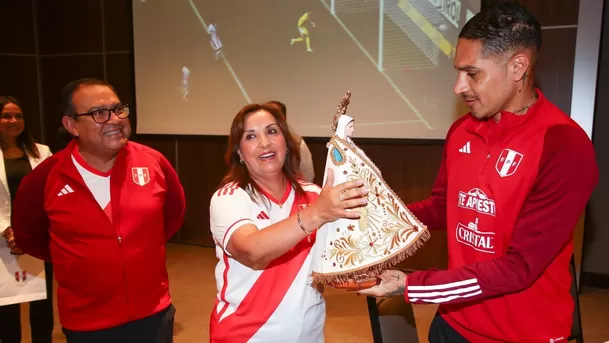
[2,148,24,159]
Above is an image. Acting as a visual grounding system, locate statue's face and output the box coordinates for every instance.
[346,120,354,137]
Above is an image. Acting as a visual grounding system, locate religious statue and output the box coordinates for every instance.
[311,91,430,291]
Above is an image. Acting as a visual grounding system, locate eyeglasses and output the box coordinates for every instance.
[71,104,130,124]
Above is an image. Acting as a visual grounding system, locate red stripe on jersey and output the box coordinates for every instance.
[257,182,292,207]
[210,191,318,343]
[217,183,239,197]
[216,253,232,319]
[222,218,251,249]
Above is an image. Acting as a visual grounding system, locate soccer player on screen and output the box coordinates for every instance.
[181,65,190,101]
[290,12,315,52]
[208,22,223,60]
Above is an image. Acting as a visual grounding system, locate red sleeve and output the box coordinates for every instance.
[404,124,598,305]
[159,154,186,241]
[406,116,468,229]
[12,158,56,261]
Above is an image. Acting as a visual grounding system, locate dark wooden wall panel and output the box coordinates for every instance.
[0,1,36,54]
[106,53,135,104]
[134,136,177,167]
[0,0,586,274]
[177,137,229,245]
[103,0,132,52]
[40,55,105,140]
[536,28,578,114]
[0,56,42,141]
[37,0,104,55]
[518,0,579,26]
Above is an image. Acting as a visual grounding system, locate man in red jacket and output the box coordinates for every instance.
[12,78,186,343]
[358,2,598,343]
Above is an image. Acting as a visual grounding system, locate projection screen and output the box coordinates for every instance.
[132,0,481,139]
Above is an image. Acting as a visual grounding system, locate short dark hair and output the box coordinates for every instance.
[60,78,117,116]
[459,1,541,58]
[0,96,40,158]
[265,100,287,117]
[53,126,74,152]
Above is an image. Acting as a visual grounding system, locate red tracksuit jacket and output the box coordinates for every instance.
[12,140,186,331]
[406,90,598,343]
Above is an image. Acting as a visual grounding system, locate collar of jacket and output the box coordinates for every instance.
[463,88,546,140]
[53,139,131,184]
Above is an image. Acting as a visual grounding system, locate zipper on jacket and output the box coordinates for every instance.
[117,232,130,321]
[59,151,133,323]
[472,131,490,176]
[480,150,491,176]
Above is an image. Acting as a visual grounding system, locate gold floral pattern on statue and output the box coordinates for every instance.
[311,91,429,288]
[324,138,425,270]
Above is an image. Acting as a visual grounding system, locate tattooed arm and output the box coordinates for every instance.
[358,270,408,298]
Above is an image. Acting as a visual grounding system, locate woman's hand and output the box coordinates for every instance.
[312,168,368,224]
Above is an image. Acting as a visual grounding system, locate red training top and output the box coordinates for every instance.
[406,89,598,343]
[13,140,185,331]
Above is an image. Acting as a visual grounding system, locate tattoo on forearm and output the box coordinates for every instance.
[387,285,405,297]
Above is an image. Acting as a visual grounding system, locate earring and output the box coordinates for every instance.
[240,159,245,164]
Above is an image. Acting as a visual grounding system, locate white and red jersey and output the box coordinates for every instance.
[209,181,325,343]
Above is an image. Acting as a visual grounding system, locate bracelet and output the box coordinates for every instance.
[297,210,313,235]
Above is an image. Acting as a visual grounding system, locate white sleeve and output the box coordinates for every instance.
[209,185,255,255]
[35,143,52,160]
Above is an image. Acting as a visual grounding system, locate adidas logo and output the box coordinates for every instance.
[57,184,74,196]
[459,141,471,154]
[256,211,270,220]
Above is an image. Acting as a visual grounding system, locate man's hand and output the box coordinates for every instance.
[357,270,407,298]
[3,227,24,254]
[3,227,16,249]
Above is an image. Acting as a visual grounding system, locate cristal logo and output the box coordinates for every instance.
[458,188,496,216]
[456,218,495,254]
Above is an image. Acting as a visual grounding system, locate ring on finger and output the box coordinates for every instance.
[339,191,345,201]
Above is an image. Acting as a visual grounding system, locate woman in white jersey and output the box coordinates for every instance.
[209,103,369,342]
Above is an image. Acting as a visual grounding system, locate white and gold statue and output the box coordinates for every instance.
[311,91,430,290]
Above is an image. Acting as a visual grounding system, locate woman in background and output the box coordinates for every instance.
[0,96,54,343]
[209,103,368,342]
[265,100,315,182]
